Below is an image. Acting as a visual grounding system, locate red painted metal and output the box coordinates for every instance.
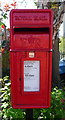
[10,9,53,109]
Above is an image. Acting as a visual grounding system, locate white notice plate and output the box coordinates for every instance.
[24,61,40,92]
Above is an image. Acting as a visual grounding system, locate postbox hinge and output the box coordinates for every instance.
[49,49,53,52]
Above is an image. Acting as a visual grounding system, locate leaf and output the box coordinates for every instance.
[0,86,8,91]
[0,78,3,82]
[3,114,7,119]
[1,102,9,108]
[5,82,11,86]
[0,92,6,98]
[0,111,3,117]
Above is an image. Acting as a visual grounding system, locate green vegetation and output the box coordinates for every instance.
[0,76,65,120]
[0,76,25,119]
[34,87,65,120]
[59,37,65,53]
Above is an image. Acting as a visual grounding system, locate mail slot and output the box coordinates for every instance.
[10,9,53,109]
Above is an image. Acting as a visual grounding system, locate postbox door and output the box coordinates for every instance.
[10,50,52,108]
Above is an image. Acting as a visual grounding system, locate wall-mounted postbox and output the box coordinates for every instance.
[10,9,53,109]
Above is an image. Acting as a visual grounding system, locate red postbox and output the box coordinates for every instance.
[10,9,53,109]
